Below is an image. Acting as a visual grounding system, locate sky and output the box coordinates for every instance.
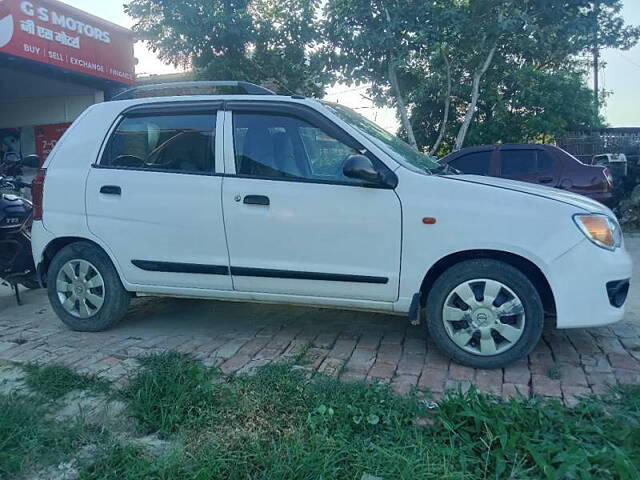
[599,1,640,126]
[63,0,640,130]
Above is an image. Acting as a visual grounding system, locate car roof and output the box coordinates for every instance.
[97,94,320,114]
[440,143,552,163]
[497,143,550,150]
[439,145,493,163]
[110,80,278,101]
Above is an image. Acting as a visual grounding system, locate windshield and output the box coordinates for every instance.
[321,101,443,174]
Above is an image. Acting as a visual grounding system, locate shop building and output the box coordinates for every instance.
[0,0,135,163]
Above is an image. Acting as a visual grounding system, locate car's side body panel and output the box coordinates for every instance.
[549,146,613,205]
[221,176,403,301]
[85,169,233,291]
[393,170,584,302]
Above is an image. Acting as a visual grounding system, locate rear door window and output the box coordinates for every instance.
[449,151,492,175]
[500,150,555,176]
[102,113,216,173]
[537,151,555,172]
[501,150,537,175]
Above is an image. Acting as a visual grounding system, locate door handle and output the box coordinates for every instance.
[539,177,553,184]
[100,185,121,195]
[243,195,270,206]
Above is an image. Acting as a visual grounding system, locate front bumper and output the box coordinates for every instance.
[548,238,633,329]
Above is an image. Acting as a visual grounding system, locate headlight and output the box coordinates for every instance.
[573,214,622,251]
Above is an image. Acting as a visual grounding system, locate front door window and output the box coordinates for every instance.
[232,112,369,184]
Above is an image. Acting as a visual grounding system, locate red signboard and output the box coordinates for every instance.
[0,0,135,84]
[35,121,70,160]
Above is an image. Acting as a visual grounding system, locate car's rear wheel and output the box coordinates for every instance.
[47,242,130,332]
[426,259,543,369]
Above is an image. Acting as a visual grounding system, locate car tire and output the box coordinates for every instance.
[47,242,130,332]
[426,259,543,369]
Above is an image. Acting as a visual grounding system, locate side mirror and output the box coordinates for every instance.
[343,154,384,185]
[21,154,41,168]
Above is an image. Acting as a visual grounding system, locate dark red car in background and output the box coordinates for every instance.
[439,143,614,206]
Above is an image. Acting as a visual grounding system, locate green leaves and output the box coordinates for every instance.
[125,0,331,96]
[324,0,639,151]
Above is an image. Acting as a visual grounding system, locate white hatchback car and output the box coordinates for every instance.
[30,82,632,368]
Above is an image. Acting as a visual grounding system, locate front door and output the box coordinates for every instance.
[221,108,402,302]
[86,106,232,291]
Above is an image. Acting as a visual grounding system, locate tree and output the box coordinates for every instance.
[323,0,438,149]
[323,0,526,151]
[442,0,640,150]
[410,65,603,154]
[124,0,331,96]
[406,0,640,152]
[324,0,639,153]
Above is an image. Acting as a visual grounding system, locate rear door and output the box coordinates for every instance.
[85,103,232,291]
[498,148,558,187]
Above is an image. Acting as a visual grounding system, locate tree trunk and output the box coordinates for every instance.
[388,58,418,150]
[428,50,452,156]
[454,44,497,151]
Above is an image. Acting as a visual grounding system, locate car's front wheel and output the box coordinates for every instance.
[47,242,130,332]
[426,259,544,369]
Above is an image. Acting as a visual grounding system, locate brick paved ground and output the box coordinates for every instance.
[1,289,639,407]
[1,234,638,407]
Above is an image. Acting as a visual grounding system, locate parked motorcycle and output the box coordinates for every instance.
[0,151,24,178]
[0,155,41,304]
[0,152,32,197]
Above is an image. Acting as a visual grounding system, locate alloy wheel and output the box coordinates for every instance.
[56,259,105,318]
[442,278,525,356]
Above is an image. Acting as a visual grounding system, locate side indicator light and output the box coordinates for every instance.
[422,217,437,225]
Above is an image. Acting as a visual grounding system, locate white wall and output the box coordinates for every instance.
[0,66,105,128]
[0,91,103,129]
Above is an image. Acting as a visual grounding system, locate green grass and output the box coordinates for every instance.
[22,363,111,399]
[3,352,639,479]
[0,394,91,478]
[81,352,640,479]
[121,351,220,436]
